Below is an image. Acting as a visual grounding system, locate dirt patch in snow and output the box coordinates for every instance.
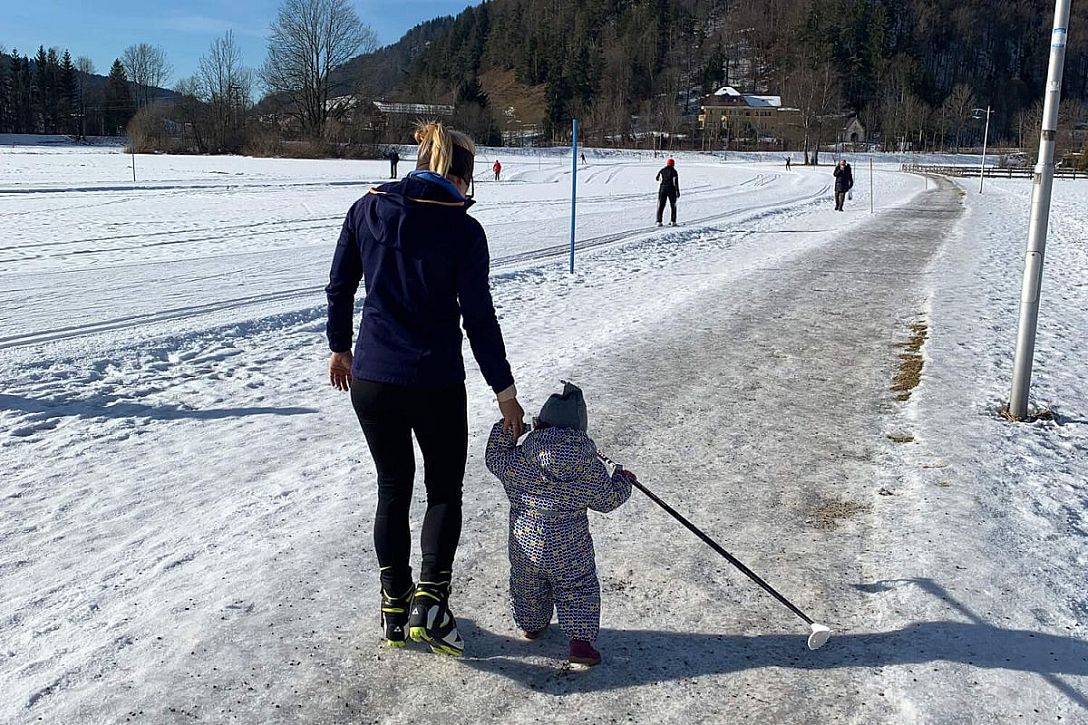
[892,321,929,401]
[809,498,873,530]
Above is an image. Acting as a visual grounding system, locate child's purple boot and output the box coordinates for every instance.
[568,639,601,667]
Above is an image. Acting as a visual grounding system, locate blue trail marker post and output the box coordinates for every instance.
[570,118,578,274]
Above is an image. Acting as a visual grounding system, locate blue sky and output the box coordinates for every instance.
[3,0,475,85]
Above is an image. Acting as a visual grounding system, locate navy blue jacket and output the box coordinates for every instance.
[325,173,515,394]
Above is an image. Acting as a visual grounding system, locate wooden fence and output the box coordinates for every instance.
[901,164,1085,180]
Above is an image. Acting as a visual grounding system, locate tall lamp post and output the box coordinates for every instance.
[1007,0,1072,420]
[973,106,992,193]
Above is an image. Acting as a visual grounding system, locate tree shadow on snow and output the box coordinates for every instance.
[458,580,1088,708]
[0,392,318,422]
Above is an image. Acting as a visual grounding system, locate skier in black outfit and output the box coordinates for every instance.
[833,159,853,211]
[388,149,400,178]
[656,158,680,226]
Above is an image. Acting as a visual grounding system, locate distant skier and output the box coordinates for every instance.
[388,148,400,178]
[493,160,502,181]
[785,156,792,171]
[485,382,634,668]
[655,158,680,226]
[581,152,587,166]
[833,159,854,211]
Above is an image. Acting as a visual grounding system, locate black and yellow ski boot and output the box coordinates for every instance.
[407,578,464,656]
[380,585,414,648]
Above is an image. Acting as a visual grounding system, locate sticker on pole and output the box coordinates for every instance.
[1052,27,1067,48]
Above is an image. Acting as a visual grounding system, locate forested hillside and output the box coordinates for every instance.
[357,0,1088,149]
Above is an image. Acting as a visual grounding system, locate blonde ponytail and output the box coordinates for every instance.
[414,120,477,181]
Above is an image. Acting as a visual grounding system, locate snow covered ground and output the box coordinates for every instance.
[0,143,1085,724]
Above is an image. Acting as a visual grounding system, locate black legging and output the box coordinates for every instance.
[351,379,467,594]
[657,190,677,223]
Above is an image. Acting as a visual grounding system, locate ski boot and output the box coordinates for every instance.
[408,578,464,656]
[380,585,414,648]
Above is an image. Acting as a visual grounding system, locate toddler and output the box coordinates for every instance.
[485,382,634,666]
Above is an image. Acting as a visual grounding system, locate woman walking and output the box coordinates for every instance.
[325,121,525,657]
[833,159,854,211]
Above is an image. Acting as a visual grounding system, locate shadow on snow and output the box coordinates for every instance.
[458,577,1088,709]
[0,393,317,423]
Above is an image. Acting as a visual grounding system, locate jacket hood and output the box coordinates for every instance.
[521,427,600,483]
[363,175,476,245]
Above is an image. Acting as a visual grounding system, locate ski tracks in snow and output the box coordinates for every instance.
[0,157,932,724]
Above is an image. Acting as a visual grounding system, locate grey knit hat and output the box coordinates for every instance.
[537,381,588,432]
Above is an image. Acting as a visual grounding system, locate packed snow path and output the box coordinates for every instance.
[3,149,1087,724]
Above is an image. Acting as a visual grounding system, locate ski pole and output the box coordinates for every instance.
[601,455,831,650]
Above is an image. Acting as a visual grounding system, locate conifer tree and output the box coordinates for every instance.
[34,46,49,132]
[13,52,33,133]
[45,47,60,132]
[60,50,77,135]
[104,59,133,135]
[0,51,13,133]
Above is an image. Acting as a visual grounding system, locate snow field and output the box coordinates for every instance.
[2,141,1085,723]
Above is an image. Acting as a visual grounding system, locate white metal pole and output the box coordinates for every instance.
[1008,0,1071,419]
[979,105,991,194]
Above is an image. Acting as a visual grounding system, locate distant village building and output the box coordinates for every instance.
[699,87,800,149]
[838,116,867,147]
[371,101,455,118]
[317,97,455,143]
[368,101,454,143]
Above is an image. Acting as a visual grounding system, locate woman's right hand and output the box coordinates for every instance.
[329,351,354,391]
[499,397,525,439]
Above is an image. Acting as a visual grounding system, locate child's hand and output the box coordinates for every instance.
[620,469,639,484]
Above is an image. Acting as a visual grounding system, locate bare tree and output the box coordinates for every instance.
[941,84,976,152]
[785,60,842,165]
[75,57,96,138]
[197,31,253,152]
[122,43,173,109]
[261,0,377,137]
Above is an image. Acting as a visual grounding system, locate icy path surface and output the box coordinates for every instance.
[2,148,1087,724]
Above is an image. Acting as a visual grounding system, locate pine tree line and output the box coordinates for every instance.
[385,0,1088,150]
[0,46,137,137]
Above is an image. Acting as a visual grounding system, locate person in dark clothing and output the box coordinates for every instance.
[388,148,400,178]
[833,159,854,211]
[655,158,680,226]
[326,120,524,657]
[785,156,792,171]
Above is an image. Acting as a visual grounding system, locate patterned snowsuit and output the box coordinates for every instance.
[485,421,631,642]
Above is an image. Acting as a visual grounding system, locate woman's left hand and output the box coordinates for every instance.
[329,351,354,391]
